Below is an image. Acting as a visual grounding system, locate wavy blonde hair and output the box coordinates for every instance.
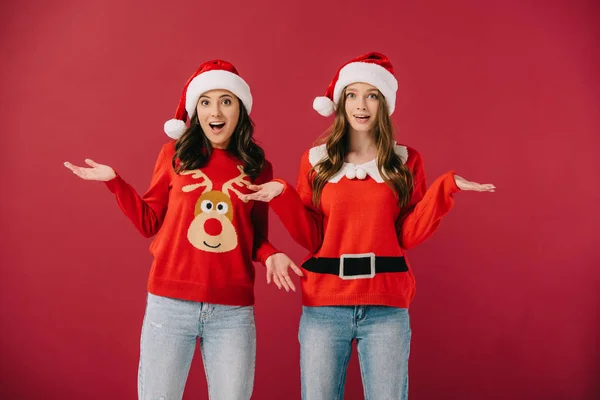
[310,89,413,207]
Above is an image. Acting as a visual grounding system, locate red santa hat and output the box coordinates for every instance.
[313,52,398,117]
[164,60,253,139]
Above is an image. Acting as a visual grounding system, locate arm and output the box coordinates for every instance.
[105,145,171,238]
[251,161,279,265]
[269,152,324,253]
[396,151,460,250]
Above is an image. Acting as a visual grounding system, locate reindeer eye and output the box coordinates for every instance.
[216,202,229,215]
[200,200,214,213]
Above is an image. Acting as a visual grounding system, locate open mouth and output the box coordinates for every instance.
[354,115,370,124]
[209,122,226,133]
[203,241,222,249]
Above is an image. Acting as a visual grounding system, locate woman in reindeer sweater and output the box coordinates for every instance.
[245,52,495,400]
[64,60,295,400]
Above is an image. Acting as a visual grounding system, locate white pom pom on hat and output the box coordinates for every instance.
[313,96,335,117]
[163,119,188,139]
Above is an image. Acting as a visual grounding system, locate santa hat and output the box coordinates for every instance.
[164,60,252,139]
[313,52,398,117]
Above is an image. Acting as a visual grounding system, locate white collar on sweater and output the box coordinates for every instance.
[308,143,408,183]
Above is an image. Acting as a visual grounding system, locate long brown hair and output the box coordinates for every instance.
[171,100,265,180]
[311,89,413,206]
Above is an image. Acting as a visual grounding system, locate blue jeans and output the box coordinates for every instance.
[138,293,256,400]
[299,306,411,400]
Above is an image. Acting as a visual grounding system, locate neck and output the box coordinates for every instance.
[211,141,230,150]
[347,128,376,155]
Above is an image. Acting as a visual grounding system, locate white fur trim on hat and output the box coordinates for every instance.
[313,96,335,117]
[185,70,253,119]
[333,62,398,115]
[164,119,188,139]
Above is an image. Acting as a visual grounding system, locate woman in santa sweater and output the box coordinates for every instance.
[64,60,296,400]
[245,52,495,399]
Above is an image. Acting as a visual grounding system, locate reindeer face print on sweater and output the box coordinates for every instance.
[180,165,250,253]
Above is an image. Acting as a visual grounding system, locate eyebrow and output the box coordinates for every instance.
[199,94,234,99]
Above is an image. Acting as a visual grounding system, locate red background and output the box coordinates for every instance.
[1,0,598,399]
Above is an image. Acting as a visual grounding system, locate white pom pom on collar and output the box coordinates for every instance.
[164,119,187,139]
[313,96,335,117]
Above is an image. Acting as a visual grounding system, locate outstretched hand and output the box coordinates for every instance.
[265,253,304,292]
[242,181,284,202]
[454,175,495,192]
[64,159,116,182]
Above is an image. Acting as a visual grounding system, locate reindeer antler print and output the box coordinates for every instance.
[222,165,252,203]
[180,169,213,193]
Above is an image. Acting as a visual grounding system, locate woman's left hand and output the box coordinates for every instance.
[454,175,496,192]
[242,181,284,202]
[265,253,304,292]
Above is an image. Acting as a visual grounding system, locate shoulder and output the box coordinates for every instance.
[307,143,327,167]
[397,144,426,181]
[393,143,409,164]
[262,159,273,174]
[396,143,422,167]
[296,144,326,173]
[160,140,177,159]
[252,158,273,183]
[151,141,177,173]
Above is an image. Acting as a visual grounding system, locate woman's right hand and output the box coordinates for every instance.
[243,181,284,202]
[64,159,116,181]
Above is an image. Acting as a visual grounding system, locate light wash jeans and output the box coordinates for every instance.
[299,306,411,400]
[138,293,256,400]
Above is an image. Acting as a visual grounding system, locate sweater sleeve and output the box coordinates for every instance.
[251,161,279,265]
[269,151,324,253]
[396,150,461,250]
[104,144,171,238]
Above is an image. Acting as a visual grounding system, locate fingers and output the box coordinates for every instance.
[282,273,296,292]
[268,256,301,292]
[63,161,76,172]
[266,268,273,284]
[247,184,261,192]
[272,274,283,290]
[473,183,496,192]
[456,176,496,193]
[272,268,294,292]
[64,161,85,173]
[277,272,292,292]
[480,183,496,192]
[64,162,88,179]
[64,160,113,181]
[84,159,99,167]
[243,193,265,201]
[290,262,304,277]
[243,192,274,202]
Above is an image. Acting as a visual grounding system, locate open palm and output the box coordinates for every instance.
[454,175,495,192]
[64,159,116,181]
[265,252,303,292]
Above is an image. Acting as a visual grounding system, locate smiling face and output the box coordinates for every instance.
[343,82,380,134]
[186,190,238,253]
[196,89,241,149]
